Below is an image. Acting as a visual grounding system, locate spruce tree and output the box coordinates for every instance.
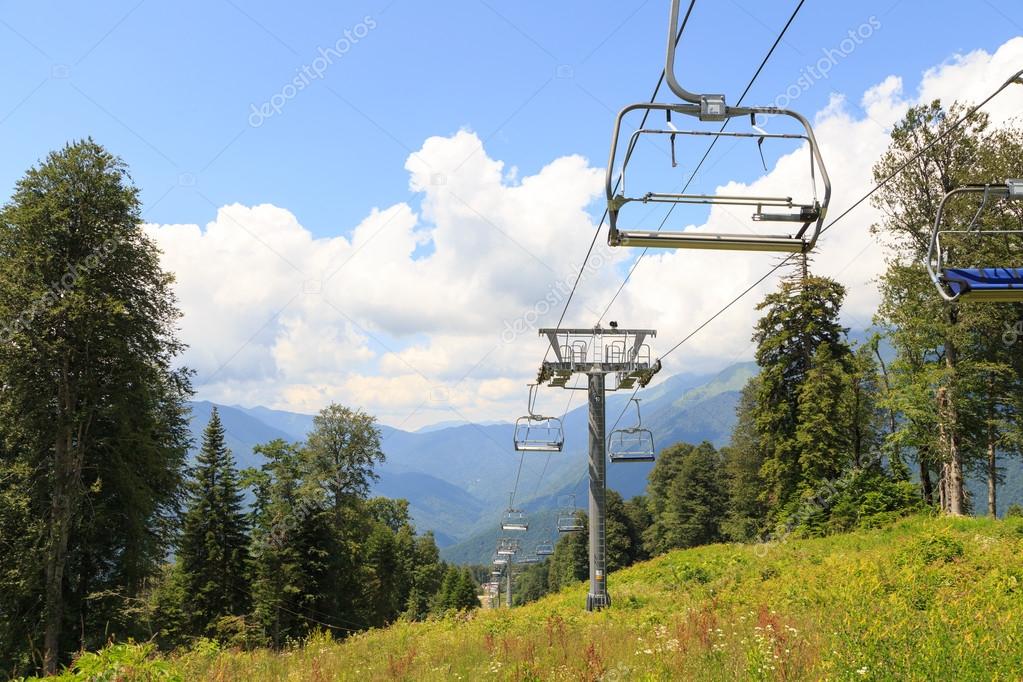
[178,408,250,635]
[795,343,853,487]
[752,270,848,516]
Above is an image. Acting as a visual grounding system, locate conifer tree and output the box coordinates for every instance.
[643,442,726,554]
[752,270,848,515]
[178,408,250,635]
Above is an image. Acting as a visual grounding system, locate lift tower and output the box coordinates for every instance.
[538,325,660,610]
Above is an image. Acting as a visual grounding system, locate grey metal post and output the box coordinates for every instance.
[506,568,512,608]
[586,372,609,611]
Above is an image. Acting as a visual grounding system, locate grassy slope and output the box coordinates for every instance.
[60,515,1023,681]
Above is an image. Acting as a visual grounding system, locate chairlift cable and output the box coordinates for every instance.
[540,3,696,366]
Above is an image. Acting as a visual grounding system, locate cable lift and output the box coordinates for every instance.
[497,537,520,556]
[535,539,555,556]
[605,0,831,254]
[516,556,540,565]
[493,554,508,566]
[926,179,1023,302]
[556,494,585,533]
[608,398,656,463]
[513,384,565,452]
[500,493,529,532]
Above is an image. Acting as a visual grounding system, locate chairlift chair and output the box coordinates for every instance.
[605,0,831,254]
[497,538,520,556]
[501,508,529,532]
[608,398,656,463]
[556,494,585,533]
[535,539,555,556]
[513,384,565,452]
[926,180,1023,302]
[493,554,508,566]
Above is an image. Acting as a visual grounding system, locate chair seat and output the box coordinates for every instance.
[943,268,1023,301]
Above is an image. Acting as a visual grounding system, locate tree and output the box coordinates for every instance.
[871,100,1023,515]
[722,379,768,542]
[752,269,849,516]
[795,343,853,486]
[177,409,250,636]
[299,404,385,631]
[0,140,191,674]
[644,442,727,555]
[548,514,588,591]
[248,439,318,646]
[403,532,443,620]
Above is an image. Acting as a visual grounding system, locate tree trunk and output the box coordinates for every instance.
[985,377,998,517]
[939,323,966,516]
[987,420,997,518]
[44,425,80,674]
[919,451,933,506]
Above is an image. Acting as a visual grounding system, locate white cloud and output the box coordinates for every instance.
[147,38,1023,427]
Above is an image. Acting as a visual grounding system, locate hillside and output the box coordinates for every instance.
[64,515,1023,680]
[188,360,1023,560]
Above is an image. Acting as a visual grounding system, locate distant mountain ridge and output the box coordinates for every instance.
[185,360,1023,564]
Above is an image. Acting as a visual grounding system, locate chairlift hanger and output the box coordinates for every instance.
[926,180,1023,302]
[608,398,656,463]
[513,384,565,452]
[605,0,831,254]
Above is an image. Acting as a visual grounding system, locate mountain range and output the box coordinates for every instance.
[185,360,1022,564]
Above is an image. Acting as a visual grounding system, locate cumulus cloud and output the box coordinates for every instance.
[147,39,1023,427]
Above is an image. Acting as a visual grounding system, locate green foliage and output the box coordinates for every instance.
[0,140,192,675]
[73,515,1023,681]
[904,531,965,565]
[31,642,181,682]
[177,408,251,637]
[721,380,768,542]
[752,271,849,516]
[1006,503,1023,518]
[644,442,727,555]
[872,100,1023,515]
[432,567,479,613]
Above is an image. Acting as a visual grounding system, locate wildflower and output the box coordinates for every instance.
[857,667,869,676]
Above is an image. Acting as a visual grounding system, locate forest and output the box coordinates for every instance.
[0,97,1021,678]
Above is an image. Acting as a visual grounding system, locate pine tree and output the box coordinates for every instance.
[178,408,250,635]
[404,532,443,621]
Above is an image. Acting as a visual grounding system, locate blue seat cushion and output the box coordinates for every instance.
[943,268,1023,296]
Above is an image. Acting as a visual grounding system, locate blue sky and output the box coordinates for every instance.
[1,0,1018,235]
[1,1,1021,426]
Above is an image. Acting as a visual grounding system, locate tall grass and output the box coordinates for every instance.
[35,514,1023,681]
